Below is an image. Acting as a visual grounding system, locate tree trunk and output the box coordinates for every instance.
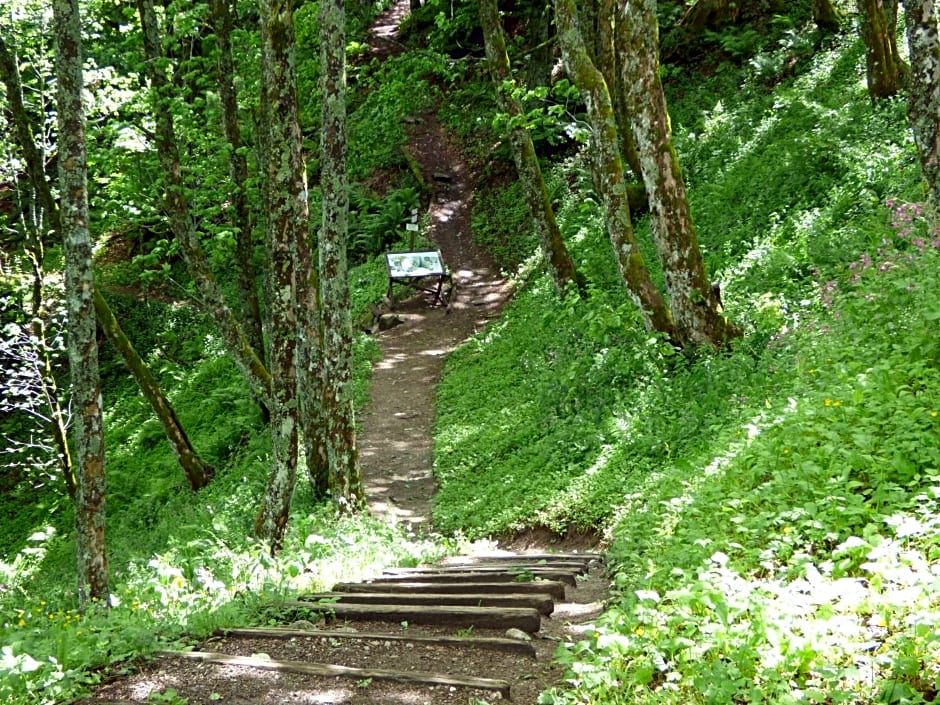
[525,5,554,92]
[574,0,646,201]
[479,0,582,296]
[901,0,940,207]
[255,0,306,549]
[296,239,331,500]
[207,0,266,372]
[93,288,214,491]
[857,0,909,99]
[554,0,675,337]
[53,0,109,605]
[813,0,842,32]
[619,0,739,348]
[136,0,273,406]
[319,0,364,510]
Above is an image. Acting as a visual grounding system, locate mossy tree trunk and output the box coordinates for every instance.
[579,0,645,185]
[554,0,674,337]
[813,0,842,32]
[136,0,272,407]
[857,0,909,99]
[53,0,109,605]
[479,0,582,296]
[254,0,306,548]
[0,34,76,499]
[619,0,739,348]
[296,232,331,500]
[319,0,364,510]
[207,0,266,375]
[93,288,214,491]
[902,0,940,207]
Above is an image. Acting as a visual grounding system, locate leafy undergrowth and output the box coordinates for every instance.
[434,25,940,705]
[0,244,443,705]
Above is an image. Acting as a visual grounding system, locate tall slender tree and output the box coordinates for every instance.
[319,0,364,509]
[618,0,738,348]
[554,0,674,337]
[579,0,645,188]
[479,0,582,295]
[901,0,940,207]
[254,0,304,546]
[207,0,266,370]
[52,0,108,604]
[136,0,272,406]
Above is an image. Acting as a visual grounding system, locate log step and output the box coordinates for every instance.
[439,554,598,570]
[378,567,579,585]
[158,650,512,699]
[302,591,555,615]
[439,552,603,561]
[402,559,590,574]
[280,601,542,632]
[214,626,537,656]
[333,579,567,601]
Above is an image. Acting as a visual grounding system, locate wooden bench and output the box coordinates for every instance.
[385,250,451,307]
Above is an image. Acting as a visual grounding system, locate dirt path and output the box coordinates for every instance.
[357,110,510,530]
[83,7,608,704]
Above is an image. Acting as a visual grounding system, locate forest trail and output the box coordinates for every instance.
[356,109,511,530]
[356,1,511,531]
[85,5,609,703]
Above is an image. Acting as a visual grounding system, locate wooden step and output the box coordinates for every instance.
[407,559,590,574]
[280,601,543,632]
[379,566,580,585]
[333,579,567,601]
[214,626,537,656]
[159,650,512,699]
[301,591,554,615]
[439,553,599,569]
[440,551,603,562]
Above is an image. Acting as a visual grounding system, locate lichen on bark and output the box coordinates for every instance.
[255,0,305,549]
[618,0,738,348]
[319,0,364,511]
[53,0,109,604]
[479,0,582,296]
[555,0,673,337]
[901,0,940,207]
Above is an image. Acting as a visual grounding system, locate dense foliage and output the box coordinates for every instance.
[433,12,940,705]
[2,1,940,704]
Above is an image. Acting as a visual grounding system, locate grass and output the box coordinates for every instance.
[431,18,940,705]
[4,8,940,705]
